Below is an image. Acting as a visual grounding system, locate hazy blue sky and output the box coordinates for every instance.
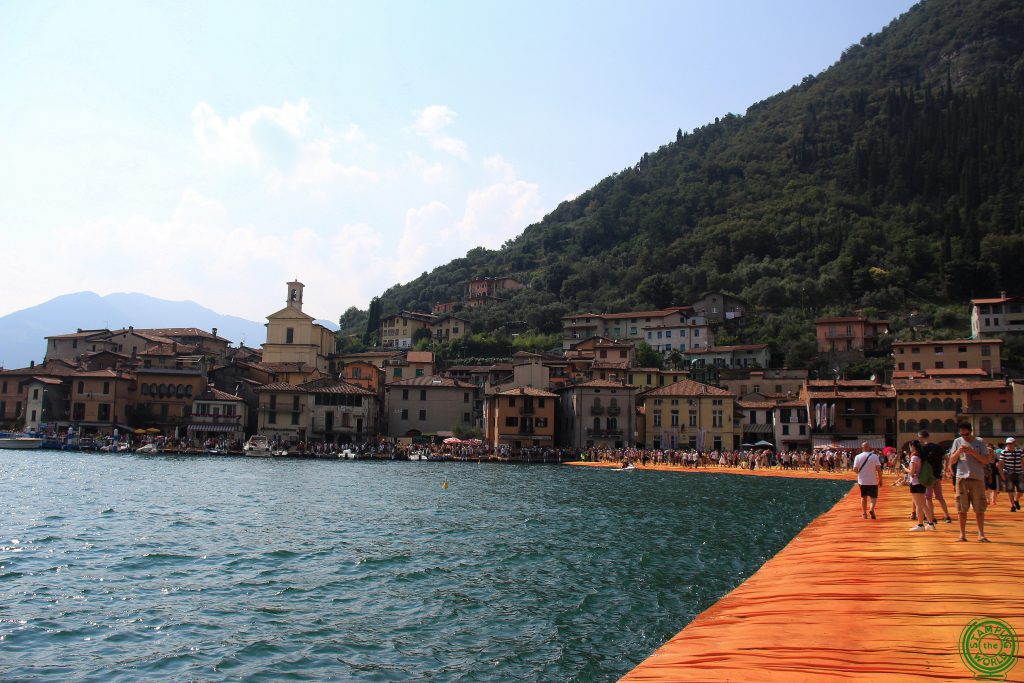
[0,0,918,322]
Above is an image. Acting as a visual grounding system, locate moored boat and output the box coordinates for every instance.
[0,436,43,449]
[243,435,272,457]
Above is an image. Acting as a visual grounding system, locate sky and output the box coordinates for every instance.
[0,0,918,324]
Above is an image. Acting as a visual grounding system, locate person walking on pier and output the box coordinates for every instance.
[853,442,882,519]
[918,430,951,523]
[950,422,993,542]
[1001,437,1022,512]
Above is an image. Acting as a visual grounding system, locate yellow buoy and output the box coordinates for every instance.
[442,480,449,490]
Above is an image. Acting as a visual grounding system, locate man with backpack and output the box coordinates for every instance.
[919,429,951,523]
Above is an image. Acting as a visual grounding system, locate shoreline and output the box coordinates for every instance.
[567,460,857,481]
[620,478,1024,682]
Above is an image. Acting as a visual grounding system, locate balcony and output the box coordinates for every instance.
[590,405,605,415]
[587,428,623,437]
[520,405,535,415]
[191,414,242,424]
[607,405,621,416]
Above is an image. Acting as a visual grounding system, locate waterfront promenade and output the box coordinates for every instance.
[617,470,1024,682]
[568,460,856,481]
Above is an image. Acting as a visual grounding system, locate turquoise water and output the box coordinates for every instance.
[0,452,849,682]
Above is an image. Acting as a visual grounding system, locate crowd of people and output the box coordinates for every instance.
[854,424,1023,542]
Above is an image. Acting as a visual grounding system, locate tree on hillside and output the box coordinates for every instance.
[635,341,664,369]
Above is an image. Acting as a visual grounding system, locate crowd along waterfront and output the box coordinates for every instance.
[0,449,850,681]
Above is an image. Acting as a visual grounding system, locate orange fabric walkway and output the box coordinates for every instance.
[568,460,856,481]
[621,483,1024,682]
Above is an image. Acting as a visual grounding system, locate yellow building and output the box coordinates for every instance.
[892,339,1002,377]
[638,379,737,450]
[262,281,336,373]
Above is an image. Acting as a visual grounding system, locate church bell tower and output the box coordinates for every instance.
[287,280,304,311]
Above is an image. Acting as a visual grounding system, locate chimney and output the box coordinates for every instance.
[30,360,35,368]
[1000,291,1008,299]
[129,325,134,333]
[212,327,218,337]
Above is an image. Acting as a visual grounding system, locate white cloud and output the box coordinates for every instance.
[411,105,469,161]
[406,152,452,185]
[192,99,378,194]
[19,190,389,323]
[393,156,544,281]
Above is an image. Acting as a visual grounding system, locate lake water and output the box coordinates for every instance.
[0,451,850,682]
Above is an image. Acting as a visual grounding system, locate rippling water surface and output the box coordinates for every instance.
[0,451,849,681]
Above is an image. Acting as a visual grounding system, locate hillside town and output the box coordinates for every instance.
[1,279,1022,457]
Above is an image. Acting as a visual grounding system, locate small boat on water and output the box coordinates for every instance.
[0,435,43,449]
[135,443,160,454]
[243,435,272,457]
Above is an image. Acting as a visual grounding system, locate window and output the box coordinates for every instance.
[420,390,427,401]
[689,410,697,427]
[464,392,470,403]
[268,411,277,424]
[935,362,944,369]
[78,381,84,394]
[782,425,790,435]
[463,413,471,423]
[712,410,723,427]
[670,410,679,427]
[982,346,992,357]
[32,388,39,400]
[508,397,516,407]
[286,328,294,344]
[270,394,277,409]
[103,381,110,394]
[393,368,402,378]
[505,416,518,427]
[653,412,661,427]
[291,412,299,425]
[415,368,424,377]
[293,396,300,410]
[418,409,426,420]
[401,409,408,420]
[402,389,409,400]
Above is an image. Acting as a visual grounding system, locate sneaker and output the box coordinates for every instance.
[943,517,952,523]
[909,525,927,532]
[870,511,876,519]
[926,523,936,530]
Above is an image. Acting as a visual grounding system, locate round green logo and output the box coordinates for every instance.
[960,618,1018,678]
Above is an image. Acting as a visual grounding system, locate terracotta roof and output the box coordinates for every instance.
[301,378,376,395]
[642,379,733,398]
[141,327,231,342]
[738,400,776,409]
[72,369,134,379]
[814,316,890,324]
[892,378,1007,391]
[196,386,244,402]
[927,368,989,376]
[892,338,1002,346]
[971,297,1016,304]
[29,376,65,385]
[406,351,434,363]
[446,365,496,372]
[806,387,897,398]
[686,344,769,354]
[562,379,634,390]
[387,375,475,389]
[495,386,558,398]
[563,307,692,321]
[45,329,110,340]
[807,380,884,387]
[257,382,304,392]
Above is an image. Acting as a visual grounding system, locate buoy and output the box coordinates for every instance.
[442,480,449,490]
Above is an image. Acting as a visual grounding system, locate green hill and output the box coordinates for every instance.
[344,0,1024,369]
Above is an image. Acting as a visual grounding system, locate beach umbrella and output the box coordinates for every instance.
[882,446,896,455]
[133,428,147,434]
[146,427,162,434]
[443,437,462,445]
[464,439,483,445]
[753,440,775,448]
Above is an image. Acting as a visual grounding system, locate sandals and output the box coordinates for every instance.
[978,537,991,543]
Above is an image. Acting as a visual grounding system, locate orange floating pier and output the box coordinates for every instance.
[621,481,1024,682]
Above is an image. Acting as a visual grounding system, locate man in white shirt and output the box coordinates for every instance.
[853,442,883,519]
[950,422,993,542]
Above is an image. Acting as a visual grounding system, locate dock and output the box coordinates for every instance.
[622,483,1024,682]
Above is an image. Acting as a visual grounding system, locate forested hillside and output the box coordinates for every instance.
[342,0,1024,368]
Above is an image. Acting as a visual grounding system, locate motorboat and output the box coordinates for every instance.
[0,435,43,449]
[135,443,160,454]
[243,435,272,457]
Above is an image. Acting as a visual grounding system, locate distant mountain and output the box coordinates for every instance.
[359,0,1024,370]
[0,292,274,369]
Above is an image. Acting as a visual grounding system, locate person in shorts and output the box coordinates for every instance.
[950,422,993,542]
[1001,437,1022,512]
[853,442,883,519]
[919,430,951,523]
